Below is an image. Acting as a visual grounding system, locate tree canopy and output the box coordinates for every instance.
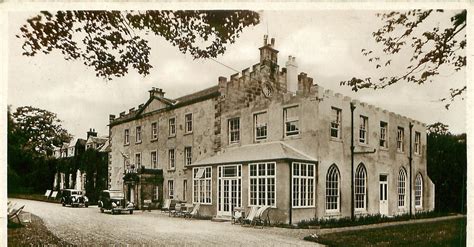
[17,10,260,80]
[9,105,72,156]
[341,9,466,108]
[426,122,466,213]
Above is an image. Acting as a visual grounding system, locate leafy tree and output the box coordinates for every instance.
[341,10,466,108]
[426,122,466,213]
[8,105,71,193]
[17,10,260,80]
[10,106,72,156]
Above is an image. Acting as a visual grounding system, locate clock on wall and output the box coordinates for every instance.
[262,83,273,98]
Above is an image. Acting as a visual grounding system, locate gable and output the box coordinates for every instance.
[141,98,171,115]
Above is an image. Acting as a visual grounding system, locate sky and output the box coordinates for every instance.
[7,9,467,139]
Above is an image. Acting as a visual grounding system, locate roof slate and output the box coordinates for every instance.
[190,141,317,166]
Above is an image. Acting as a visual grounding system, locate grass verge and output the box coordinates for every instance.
[9,193,60,203]
[304,217,466,247]
[8,213,71,246]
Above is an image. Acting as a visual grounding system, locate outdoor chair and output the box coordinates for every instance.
[184,203,200,219]
[50,191,58,199]
[251,205,271,228]
[170,203,183,217]
[232,207,244,225]
[8,205,25,225]
[241,206,258,227]
[44,189,52,198]
[161,199,171,213]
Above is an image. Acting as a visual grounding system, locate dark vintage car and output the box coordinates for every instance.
[61,189,89,208]
[98,190,134,214]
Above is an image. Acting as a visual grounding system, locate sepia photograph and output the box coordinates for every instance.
[3,3,470,246]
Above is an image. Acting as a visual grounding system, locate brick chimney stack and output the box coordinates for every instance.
[286,56,298,93]
[87,128,97,139]
[149,87,165,98]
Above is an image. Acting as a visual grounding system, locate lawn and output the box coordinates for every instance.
[8,213,71,246]
[306,217,466,247]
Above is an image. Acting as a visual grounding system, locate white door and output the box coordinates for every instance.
[218,165,241,216]
[379,175,388,216]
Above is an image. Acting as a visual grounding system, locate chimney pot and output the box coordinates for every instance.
[263,35,268,45]
[271,38,275,46]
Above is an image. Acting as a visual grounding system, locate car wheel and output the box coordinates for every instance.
[100,208,104,213]
[111,209,115,215]
[62,202,65,207]
[85,205,89,208]
[129,210,133,214]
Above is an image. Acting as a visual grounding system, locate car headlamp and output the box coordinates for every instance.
[84,196,89,202]
[112,202,117,208]
[72,197,76,202]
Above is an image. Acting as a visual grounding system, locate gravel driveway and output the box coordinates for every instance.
[10,199,321,246]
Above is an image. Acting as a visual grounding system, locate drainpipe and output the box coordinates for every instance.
[289,161,293,225]
[409,123,413,218]
[350,103,356,221]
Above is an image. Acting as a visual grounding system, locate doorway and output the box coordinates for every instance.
[379,174,388,215]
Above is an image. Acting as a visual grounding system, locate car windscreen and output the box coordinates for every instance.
[109,192,124,198]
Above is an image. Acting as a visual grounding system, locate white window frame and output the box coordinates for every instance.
[415,174,423,208]
[192,166,212,205]
[150,150,158,169]
[183,179,187,202]
[169,117,176,137]
[124,129,130,145]
[284,106,300,136]
[292,162,315,208]
[217,164,242,213]
[184,146,192,166]
[153,185,160,201]
[397,127,405,152]
[325,164,340,213]
[359,115,368,144]
[185,113,193,134]
[380,121,388,148]
[228,117,240,144]
[168,149,175,170]
[254,111,268,141]
[354,164,367,211]
[168,180,174,199]
[135,126,142,143]
[331,107,342,139]
[248,162,276,207]
[134,152,141,168]
[151,122,158,140]
[398,168,407,209]
[414,131,421,155]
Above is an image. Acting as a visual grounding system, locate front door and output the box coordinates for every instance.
[217,165,241,216]
[379,174,388,216]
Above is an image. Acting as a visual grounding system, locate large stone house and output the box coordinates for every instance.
[53,129,109,192]
[108,36,435,224]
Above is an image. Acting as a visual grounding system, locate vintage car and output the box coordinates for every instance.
[98,190,134,214]
[60,189,89,208]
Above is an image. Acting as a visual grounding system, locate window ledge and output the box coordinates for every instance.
[150,138,158,142]
[124,143,130,146]
[284,134,301,140]
[358,143,370,147]
[324,211,341,217]
[135,141,142,144]
[167,168,176,172]
[293,206,315,209]
[330,137,342,142]
[168,135,176,139]
[379,147,389,151]
[184,132,193,136]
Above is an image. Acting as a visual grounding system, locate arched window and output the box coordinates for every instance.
[398,168,407,208]
[415,173,423,208]
[326,164,340,211]
[355,164,367,210]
